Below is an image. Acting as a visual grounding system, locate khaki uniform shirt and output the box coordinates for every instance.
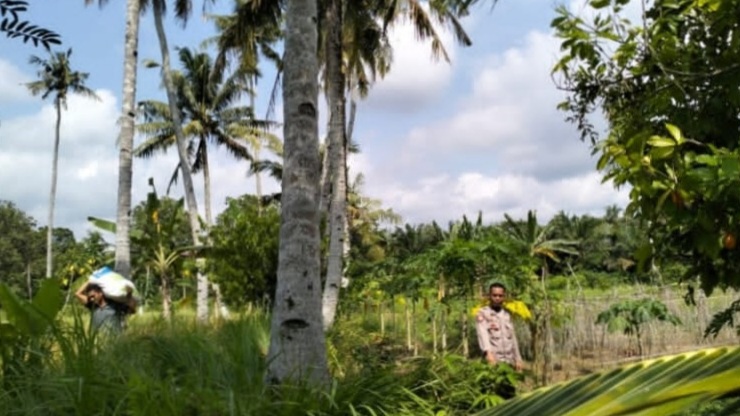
[475,306,522,365]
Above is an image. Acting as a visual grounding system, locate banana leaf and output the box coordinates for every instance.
[479,347,740,416]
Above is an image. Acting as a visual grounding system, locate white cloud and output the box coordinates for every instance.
[355,28,627,226]
[364,14,458,113]
[0,76,280,238]
[368,171,629,225]
[0,59,31,105]
[390,30,599,180]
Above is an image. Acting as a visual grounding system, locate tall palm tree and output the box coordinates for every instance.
[209,0,283,200]
[26,49,99,280]
[83,0,146,279]
[321,0,474,330]
[136,47,270,225]
[149,0,214,323]
[320,0,348,330]
[265,0,329,386]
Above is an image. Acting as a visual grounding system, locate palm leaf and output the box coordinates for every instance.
[479,346,740,416]
[86,216,117,234]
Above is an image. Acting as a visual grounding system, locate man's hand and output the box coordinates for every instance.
[486,351,496,365]
[74,281,90,305]
[515,360,523,372]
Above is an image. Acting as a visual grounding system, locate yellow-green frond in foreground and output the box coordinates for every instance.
[478,346,740,416]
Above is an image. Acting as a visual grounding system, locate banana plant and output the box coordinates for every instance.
[478,346,740,416]
[0,278,64,376]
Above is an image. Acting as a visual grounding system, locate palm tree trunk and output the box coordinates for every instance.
[161,274,171,320]
[265,0,328,387]
[321,0,348,331]
[200,142,230,318]
[319,138,332,215]
[151,0,208,324]
[202,139,213,226]
[347,91,357,143]
[249,76,263,204]
[46,99,62,279]
[211,281,229,319]
[114,0,141,279]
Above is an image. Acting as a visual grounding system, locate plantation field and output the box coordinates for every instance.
[2,279,739,416]
[336,283,739,384]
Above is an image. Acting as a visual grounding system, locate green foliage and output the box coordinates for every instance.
[0,278,64,377]
[55,231,112,288]
[552,0,740,296]
[704,299,740,339]
[402,355,520,413]
[596,298,681,355]
[479,346,740,416]
[0,200,43,297]
[0,0,61,49]
[677,398,740,416]
[207,195,280,306]
[596,298,681,334]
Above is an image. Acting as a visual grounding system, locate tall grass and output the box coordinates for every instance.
[1,306,507,416]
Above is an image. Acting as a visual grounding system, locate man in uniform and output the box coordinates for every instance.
[475,282,523,371]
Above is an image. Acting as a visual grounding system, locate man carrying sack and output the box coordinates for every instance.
[75,267,138,334]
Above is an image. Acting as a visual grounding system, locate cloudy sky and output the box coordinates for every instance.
[0,0,628,238]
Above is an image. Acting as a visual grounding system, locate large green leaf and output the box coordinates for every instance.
[30,278,64,322]
[87,216,116,233]
[0,279,62,337]
[87,215,144,239]
[479,347,740,416]
[0,283,34,335]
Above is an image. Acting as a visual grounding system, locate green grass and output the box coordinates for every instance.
[1,305,512,416]
[4,281,735,416]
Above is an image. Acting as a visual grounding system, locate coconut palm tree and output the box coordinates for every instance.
[83,0,146,279]
[208,0,283,200]
[265,0,329,386]
[321,0,476,330]
[26,49,99,280]
[149,0,215,323]
[136,47,271,225]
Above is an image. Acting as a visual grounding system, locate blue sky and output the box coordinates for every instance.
[0,0,628,238]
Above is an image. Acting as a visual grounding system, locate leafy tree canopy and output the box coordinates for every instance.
[552,0,740,296]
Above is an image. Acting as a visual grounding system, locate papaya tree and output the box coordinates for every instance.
[596,298,681,357]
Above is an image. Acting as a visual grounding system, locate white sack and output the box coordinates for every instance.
[88,267,136,303]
